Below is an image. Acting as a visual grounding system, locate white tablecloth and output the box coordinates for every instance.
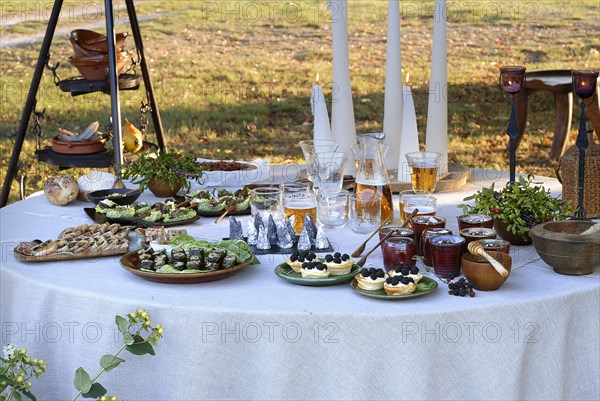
[1,169,598,400]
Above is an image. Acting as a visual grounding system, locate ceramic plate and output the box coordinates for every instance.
[84,208,199,228]
[119,251,253,284]
[350,276,438,300]
[274,262,361,286]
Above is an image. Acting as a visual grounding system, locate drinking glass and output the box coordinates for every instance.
[299,140,339,187]
[350,192,382,234]
[250,187,282,220]
[398,189,426,223]
[317,189,349,228]
[405,151,443,194]
[401,194,437,222]
[281,183,317,234]
[315,151,347,195]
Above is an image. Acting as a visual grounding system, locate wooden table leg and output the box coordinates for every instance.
[515,89,530,148]
[587,90,600,143]
[550,92,572,160]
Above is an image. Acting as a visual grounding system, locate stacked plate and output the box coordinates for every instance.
[68,29,131,81]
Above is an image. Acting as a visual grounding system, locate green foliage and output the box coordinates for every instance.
[0,345,46,401]
[119,151,205,192]
[459,175,572,240]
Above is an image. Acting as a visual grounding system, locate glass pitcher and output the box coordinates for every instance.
[354,133,394,223]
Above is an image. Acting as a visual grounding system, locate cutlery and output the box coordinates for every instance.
[467,242,509,277]
[356,229,398,267]
[351,217,392,258]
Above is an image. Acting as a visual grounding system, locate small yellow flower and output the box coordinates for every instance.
[39,359,45,365]
[20,348,27,355]
[144,320,152,326]
[158,327,164,334]
[100,397,108,401]
[16,375,24,383]
[141,311,148,319]
[111,396,117,401]
[33,358,38,364]
[131,312,138,319]
[155,323,162,329]
[25,356,31,362]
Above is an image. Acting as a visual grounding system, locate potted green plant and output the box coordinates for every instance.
[119,151,205,197]
[458,175,572,245]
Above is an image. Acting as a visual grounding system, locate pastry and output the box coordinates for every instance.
[286,251,317,272]
[323,252,354,275]
[355,267,386,290]
[384,276,417,295]
[388,264,423,284]
[300,261,330,278]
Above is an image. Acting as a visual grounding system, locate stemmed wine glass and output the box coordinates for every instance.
[571,70,599,219]
[499,66,527,183]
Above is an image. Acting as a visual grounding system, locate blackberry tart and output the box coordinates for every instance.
[388,264,423,284]
[384,275,417,295]
[286,251,318,273]
[300,261,330,278]
[355,267,386,290]
[323,252,354,275]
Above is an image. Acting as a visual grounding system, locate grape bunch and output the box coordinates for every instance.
[446,278,475,297]
[520,210,536,228]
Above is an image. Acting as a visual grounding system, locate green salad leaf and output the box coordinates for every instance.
[417,281,436,292]
[170,235,259,264]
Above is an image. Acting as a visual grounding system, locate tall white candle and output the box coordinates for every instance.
[383,0,403,173]
[329,0,356,173]
[425,0,448,176]
[312,76,333,142]
[398,85,420,183]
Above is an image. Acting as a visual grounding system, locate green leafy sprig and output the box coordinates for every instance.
[458,175,572,240]
[0,345,46,401]
[119,151,205,193]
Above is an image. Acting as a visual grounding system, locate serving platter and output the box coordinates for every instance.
[173,194,251,217]
[84,208,199,228]
[274,262,361,286]
[119,251,253,284]
[15,246,129,262]
[349,276,438,300]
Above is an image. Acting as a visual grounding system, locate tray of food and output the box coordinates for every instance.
[226,213,334,255]
[349,265,438,300]
[119,234,259,283]
[84,199,199,228]
[174,187,251,217]
[14,223,130,262]
[274,251,361,286]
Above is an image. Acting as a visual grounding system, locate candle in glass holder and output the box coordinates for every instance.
[572,70,598,99]
[499,66,526,95]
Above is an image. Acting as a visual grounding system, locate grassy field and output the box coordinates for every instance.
[1,0,599,204]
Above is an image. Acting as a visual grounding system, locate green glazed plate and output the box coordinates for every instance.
[274,263,361,286]
[350,276,438,300]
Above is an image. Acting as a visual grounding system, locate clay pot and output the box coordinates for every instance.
[147,176,183,198]
[382,237,416,270]
[493,219,532,245]
[429,235,465,279]
[462,251,512,291]
[457,214,494,230]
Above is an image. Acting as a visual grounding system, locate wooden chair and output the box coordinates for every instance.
[515,69,600,160]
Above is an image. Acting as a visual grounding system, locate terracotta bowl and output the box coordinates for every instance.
[530,220,600,275]
[70,29,128,54]
[68,52,131,81]
[51,136,106,154]
[462,251,512,291]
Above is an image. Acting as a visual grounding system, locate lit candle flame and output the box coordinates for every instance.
[406,72,410,83]
[316,73,320,83]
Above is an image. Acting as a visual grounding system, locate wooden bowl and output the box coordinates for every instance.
[530,220,600,275]
[462,251,512,291]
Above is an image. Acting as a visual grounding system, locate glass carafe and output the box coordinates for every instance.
[354,133,394,223]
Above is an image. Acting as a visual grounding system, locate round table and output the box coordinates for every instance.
[1,170,598,400]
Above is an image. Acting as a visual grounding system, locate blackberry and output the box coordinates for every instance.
[369,267,377,274]
[395,266,403,273]
[361,268,370,277]
[302,262,309,268]
[376,269,385,278]
[386,277,393,284]
[333,258,342,264]
[401,266,411,276]
[317,263,326,271]
[342,254,350,261]
[410,266,419,275]
[459,288,467,297]
[290,252,299,262]
[298,256,305,263]
[325,255,334,262]
[391,276,401,286]
[334,252,341,258]
[370,273,378,280]
[307,252,317,260]
[520,210,536,228]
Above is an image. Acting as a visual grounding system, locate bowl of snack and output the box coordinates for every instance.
[462,251,512,291]
[530,220,600,275]
[87,188,141,205]
[459,227,497,246]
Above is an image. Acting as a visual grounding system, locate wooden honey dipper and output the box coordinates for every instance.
[467,242,509,277]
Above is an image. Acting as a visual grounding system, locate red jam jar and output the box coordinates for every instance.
[410,216,446,256]
[457,214,494,230]
[421,228,453,267]
[378,226,414,241]
[382,237,416,270]
[477,239,511,254]
[429,235,466,279]
[459,227,497,246]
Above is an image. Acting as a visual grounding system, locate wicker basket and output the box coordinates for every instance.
[555,144,600,218]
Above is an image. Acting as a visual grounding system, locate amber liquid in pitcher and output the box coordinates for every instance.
[354,180,394,223]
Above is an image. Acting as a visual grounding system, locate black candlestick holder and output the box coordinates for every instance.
[571,70,599,220]
[499,66,527,183]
